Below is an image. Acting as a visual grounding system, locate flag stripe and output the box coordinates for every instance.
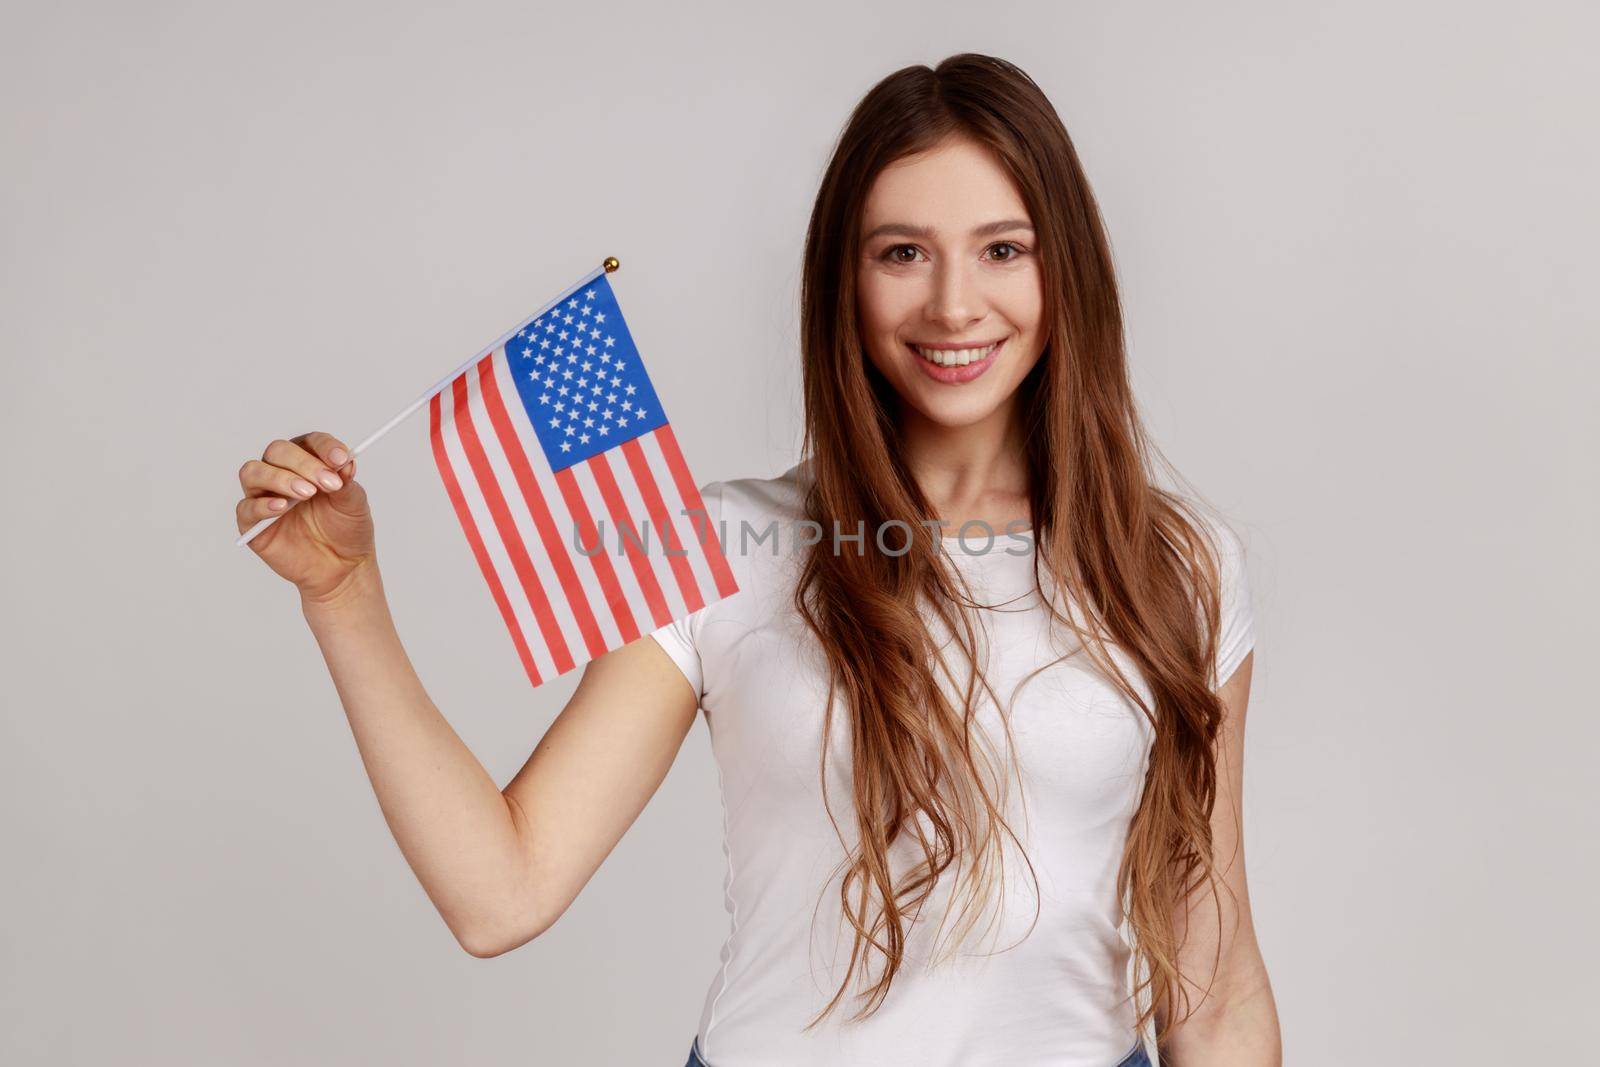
[429,390,544,687]
[585,450,674,630]
[476,356,609,660]
[634,430,718,610]
[621,437,704,614]
[552,466,642,645]
[437,377,560,683]
[467,359,602,658]
[484,354,629,651]
[450,370,576,676]
[652,423,739,598]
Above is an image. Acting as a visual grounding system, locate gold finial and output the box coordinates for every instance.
[603,256,620,273]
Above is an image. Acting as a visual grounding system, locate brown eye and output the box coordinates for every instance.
[988,242,1026,262]
[883,244,920,263]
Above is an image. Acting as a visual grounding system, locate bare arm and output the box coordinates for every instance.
[1156,652,1283,1065]
[301,563,698,958]
[241,430,700,957]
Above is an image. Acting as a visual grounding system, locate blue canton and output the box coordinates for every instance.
[507,272,669,472]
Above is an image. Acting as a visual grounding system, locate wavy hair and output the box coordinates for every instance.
[793,53,1237,1044]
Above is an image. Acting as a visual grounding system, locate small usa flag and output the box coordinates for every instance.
[427,270,738,687]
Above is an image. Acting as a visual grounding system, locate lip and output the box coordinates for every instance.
[906,338,1004,385]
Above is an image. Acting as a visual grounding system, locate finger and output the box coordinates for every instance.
[236,493,293,533]
[294,431,354,477]
[238,457,325,501]
[258,436,345,496]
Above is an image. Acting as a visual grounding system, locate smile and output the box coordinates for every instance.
[905,339,1005,384]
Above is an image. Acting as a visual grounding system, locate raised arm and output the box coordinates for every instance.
[239,430,699,958]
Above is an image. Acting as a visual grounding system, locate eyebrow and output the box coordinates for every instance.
[862,218,1035,242]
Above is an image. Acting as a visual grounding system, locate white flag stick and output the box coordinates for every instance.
[235,259,615,548]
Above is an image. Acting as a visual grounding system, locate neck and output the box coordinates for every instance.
[894,394,1030,529]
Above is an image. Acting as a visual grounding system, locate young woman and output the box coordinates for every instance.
[234,53,1280,1067]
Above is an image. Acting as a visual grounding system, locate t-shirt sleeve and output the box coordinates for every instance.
[1205,512,1256,690]
[646,480,727,701]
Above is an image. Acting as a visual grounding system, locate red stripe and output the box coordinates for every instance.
[553,467,641,644]
[621,437,704,614]
[586,452,673,630]
[429,391,542,687]
[449,369,575,676]
[477,357,608,660]
[652,424,739,598]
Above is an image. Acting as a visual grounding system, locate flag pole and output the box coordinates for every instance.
[235,257,621,548]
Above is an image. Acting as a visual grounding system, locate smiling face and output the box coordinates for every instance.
[856,134,1047,432]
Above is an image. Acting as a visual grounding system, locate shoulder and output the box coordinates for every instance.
[703,458,811,528]
[1164,494,1256,687]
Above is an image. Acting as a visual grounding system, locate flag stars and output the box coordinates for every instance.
[549,416,561,428]
[562,368,575,380]
[538,392,551,405]
[595,311,606,324]
[579,433,590,444]
[624,383,636,395]
[585,288,596,300]
[557,384,569,397]
[560,441,572,452]
[521,345,533,358]
[603,336,615,348]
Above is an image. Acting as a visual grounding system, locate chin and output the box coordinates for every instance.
[904,390,1009,430]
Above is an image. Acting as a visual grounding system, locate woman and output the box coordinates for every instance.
[234,53,1280,1067]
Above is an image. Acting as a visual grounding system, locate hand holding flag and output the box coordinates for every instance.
[237,259,739,687]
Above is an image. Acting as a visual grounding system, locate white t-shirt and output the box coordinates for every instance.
[651,460,1254,1066]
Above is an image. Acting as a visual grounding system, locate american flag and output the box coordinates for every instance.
[426,271,738,687]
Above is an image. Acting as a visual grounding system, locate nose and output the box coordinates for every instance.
[925,259,984,334]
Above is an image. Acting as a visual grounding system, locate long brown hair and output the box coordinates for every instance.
[793,53,1236,1043]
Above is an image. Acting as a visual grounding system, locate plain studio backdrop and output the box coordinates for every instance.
[2,2,1594,1064]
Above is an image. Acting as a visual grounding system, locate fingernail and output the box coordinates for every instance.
[329,447,349,466]
[269,498,287,510]
[292,478,317,496]
[318,471,343,491]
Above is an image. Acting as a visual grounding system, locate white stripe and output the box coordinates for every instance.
[482,352,625,653]
[498,353,630,650]
[608,437,693,618]
[566,456,655,637]
[436,371,560,683]
[639,428,717,604]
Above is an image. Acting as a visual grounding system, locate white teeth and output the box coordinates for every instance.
[912,342,999,367]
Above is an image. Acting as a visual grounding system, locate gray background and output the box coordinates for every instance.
[3,1,1595,1063]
